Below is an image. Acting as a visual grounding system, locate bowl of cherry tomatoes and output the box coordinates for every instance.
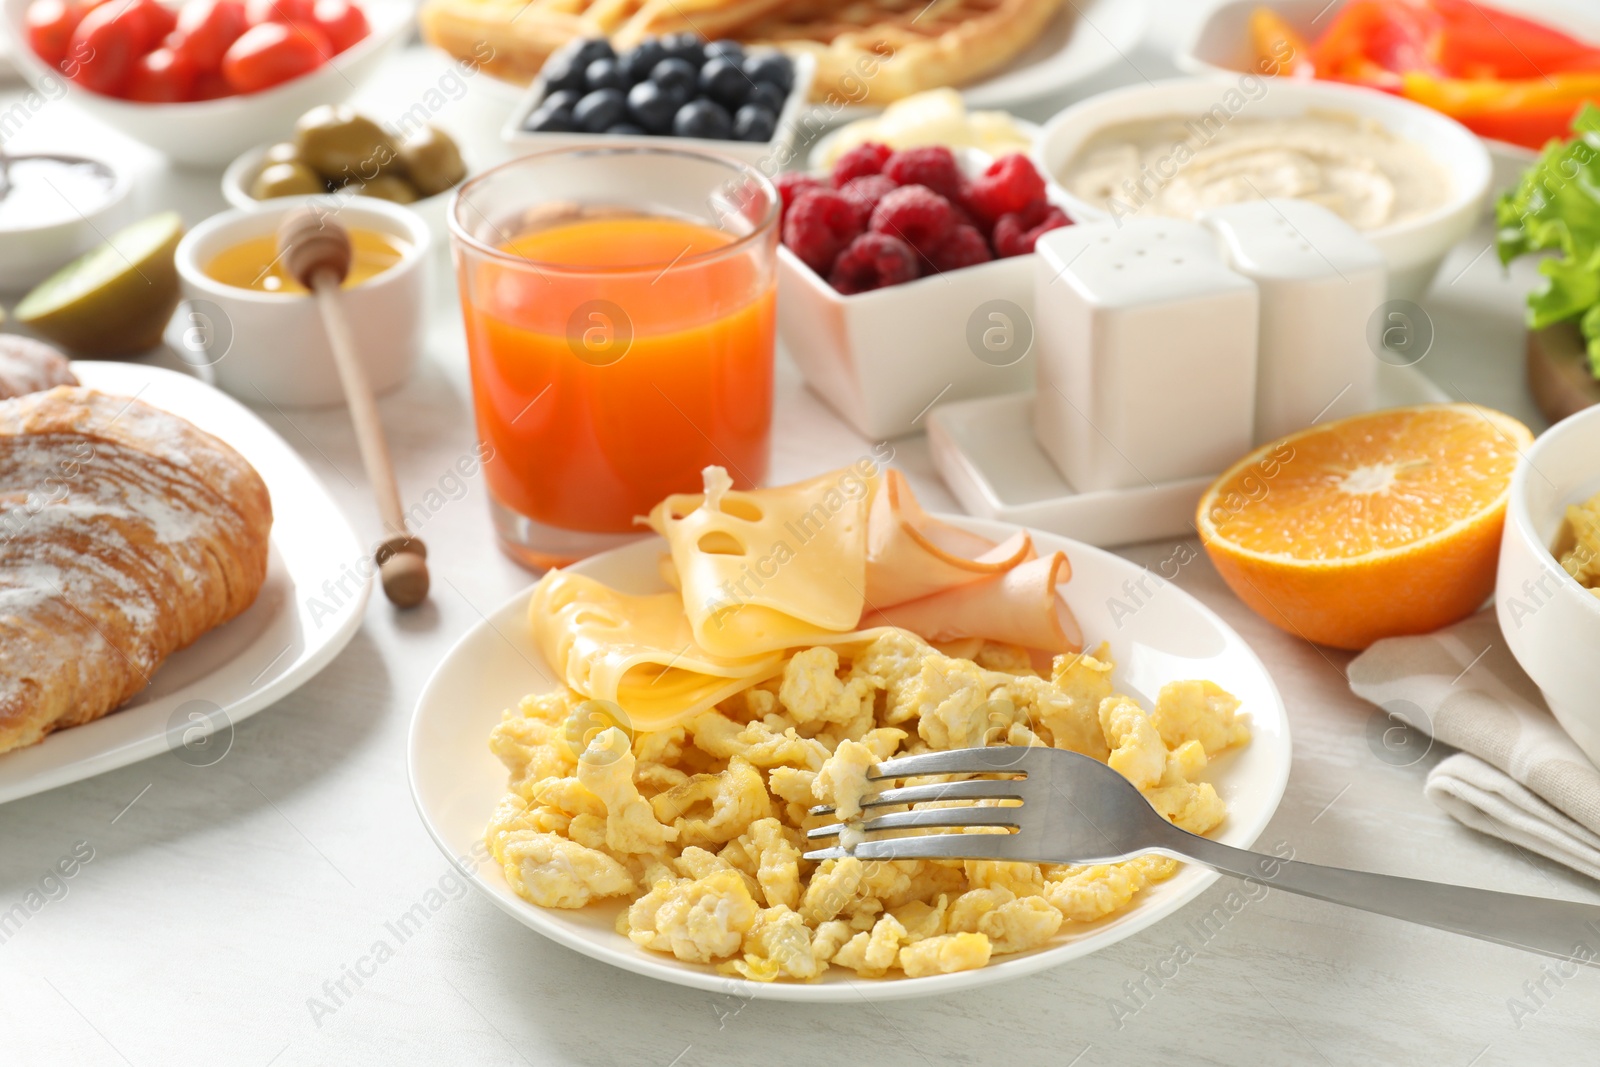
[4,0,411,165]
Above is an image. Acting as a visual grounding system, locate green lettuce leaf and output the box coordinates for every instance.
[1497,104,1600,378]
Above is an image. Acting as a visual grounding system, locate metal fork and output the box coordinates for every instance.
[806,747,1600,966]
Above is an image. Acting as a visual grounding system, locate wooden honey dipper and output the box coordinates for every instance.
[277,207,429,608]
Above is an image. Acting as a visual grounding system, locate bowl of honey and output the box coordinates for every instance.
[172,195,431,407]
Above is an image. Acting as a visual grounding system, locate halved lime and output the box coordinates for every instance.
[16,211,185,356]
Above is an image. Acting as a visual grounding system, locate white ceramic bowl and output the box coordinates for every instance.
[781,150,1042,440]
[1033,77,1492,300]
[221,141,470,250]
[1497,404,1600,768]
[502,53,816,172]
[171,195,430,407]
[0,152,132,292]
[0,0,412,167]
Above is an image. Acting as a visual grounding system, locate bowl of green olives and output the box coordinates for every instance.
[222,104,470,245]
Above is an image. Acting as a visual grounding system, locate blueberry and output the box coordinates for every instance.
[660,31,705,66]
[542,38,613,93]
[672,99,733,140]
[703,39,745,63]
[540,53,586,95]
[540,88,582,113]
[568,38,615,67]
[524,102,573,133]
[742,51,793,93]
[747,81,786,114]
[699,56,749,110]
[650,57,698,105]
[620,39,667,83]
[606,123,647,135]
[733,103,775,142]
[573,88,628,133]
[627,80,677,134]
[585,57,628,92]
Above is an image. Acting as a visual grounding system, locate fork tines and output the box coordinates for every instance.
[804,747,1041,863]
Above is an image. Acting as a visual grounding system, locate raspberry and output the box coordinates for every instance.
[965,153,1048,223]
[831,141,892,186]
[927,224,993,273]
[829,233,920,294]
[775,172,827,224]
[783,189,863,276]
[992,201,1071,258]
[838,174,898,227]
[883,146,964,202]
[869,184,955,258]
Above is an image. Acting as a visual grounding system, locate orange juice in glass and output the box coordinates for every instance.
[449,147,779,568]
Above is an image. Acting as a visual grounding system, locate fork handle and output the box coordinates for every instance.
[1168,830,1600,966]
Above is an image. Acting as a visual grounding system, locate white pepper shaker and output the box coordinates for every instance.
[1200,198,1386,444]
[1031,219,1258,493]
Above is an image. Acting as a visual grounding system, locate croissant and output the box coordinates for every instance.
[0,387,273,754]
[0,337,77,399]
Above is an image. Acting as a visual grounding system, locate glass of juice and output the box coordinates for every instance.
[449,146,779,569]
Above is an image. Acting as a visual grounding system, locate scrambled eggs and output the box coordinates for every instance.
[486,630,1249,982]
[1558,491,1600,596]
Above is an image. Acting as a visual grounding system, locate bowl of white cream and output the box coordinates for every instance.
[0,153,132,293]
[1035,77,1491,299]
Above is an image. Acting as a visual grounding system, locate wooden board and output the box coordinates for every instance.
[1528,321,1600,424]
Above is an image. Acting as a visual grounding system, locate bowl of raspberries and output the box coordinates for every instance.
[776,143,1069,439]
[779,142,1070,293]
[503,33,814,167]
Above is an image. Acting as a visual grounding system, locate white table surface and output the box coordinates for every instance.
[5,2,1600,1064]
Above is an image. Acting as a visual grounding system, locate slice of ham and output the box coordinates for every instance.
[862,551,1084,653]
[865,468,1034,606]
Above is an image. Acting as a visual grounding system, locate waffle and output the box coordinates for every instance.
[419,0,1065,100]
[740,0,1067,104]
[420,0,793,85]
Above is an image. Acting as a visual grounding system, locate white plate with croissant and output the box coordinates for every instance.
[0,355,369,803]
[409,464,1291,1000]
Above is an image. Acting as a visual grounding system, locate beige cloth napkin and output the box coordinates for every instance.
[1347,610,1600,882]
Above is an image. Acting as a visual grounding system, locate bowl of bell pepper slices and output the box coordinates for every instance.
[1179,0,1600,152]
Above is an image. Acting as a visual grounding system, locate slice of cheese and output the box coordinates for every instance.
[529,570,787,730]
[645,463,878,658]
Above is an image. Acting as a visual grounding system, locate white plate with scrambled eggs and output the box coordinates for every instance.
[408,517,1290,1001]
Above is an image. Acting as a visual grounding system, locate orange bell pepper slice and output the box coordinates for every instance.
[1249,8,1314,77]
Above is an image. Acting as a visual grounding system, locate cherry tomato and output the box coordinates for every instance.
[122,0,177,51]
[123,45,196,100]
[168,0,246,72]
[191,67,232,98]
[220,20,328,93]
[24,0,84,69]
[243,0,314,24]
[308,0,365,53]
[65,1,138,94]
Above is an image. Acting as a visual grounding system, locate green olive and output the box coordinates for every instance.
[294,105,401,184]
[396,126,467,198]
[263,141,300,166]
[250,161,326,200]
[349,174,421,204]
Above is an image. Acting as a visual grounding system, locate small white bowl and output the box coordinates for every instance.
[502,53,816,172]
[1033,77,1491,300]
[0,0,411,167]
[0,152,131,292]
[1498,405,1600,768]
[221,141,469,249]
[171,195,430,408]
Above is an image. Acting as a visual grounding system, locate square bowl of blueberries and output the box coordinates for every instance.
[502,32,815,167]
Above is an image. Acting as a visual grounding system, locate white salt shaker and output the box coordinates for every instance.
[1031,219,1258,493]
[1201,198,1386,444]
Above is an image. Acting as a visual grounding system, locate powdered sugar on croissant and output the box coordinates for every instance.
[0,387,273,754]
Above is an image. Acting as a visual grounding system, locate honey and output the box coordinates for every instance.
[204,229,410,294]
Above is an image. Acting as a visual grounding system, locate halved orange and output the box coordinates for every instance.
[1197,404,1533,651]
